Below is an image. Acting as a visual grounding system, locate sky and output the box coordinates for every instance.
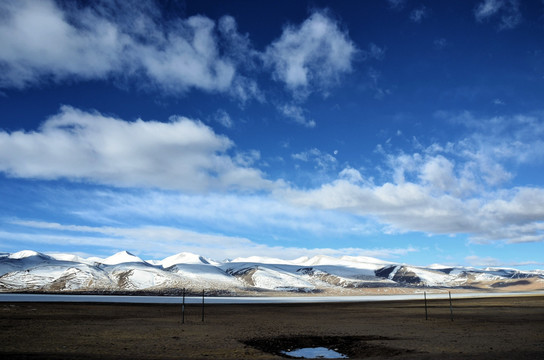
[1,0,544,269]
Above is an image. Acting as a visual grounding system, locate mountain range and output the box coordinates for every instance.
[1,250,543,295]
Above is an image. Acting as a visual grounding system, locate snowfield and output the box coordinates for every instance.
[0,250,543,295]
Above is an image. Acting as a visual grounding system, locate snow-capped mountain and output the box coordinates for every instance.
[1,250,543,295]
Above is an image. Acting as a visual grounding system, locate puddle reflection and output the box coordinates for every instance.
[281,346,348,359]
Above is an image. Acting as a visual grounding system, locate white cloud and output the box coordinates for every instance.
[0,2,360,103]
[474,0,521,30]
[5,220,410,260]
[418,155,457,193]
[0,0,260,100]
[264,11,357,98]
[136,15,235,93]
[279,104,316,127]
[339,167,364,184]
[0,0,125,87]
[234,150,261,167]
[0,106,273,192]
[475,0,504,19]
[280,145,544,244]
[273,110,544,245]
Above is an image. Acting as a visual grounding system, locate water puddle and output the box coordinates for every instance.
[281,346,348,358]
[242,335,408,359]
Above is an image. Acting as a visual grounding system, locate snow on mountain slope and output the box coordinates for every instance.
[100,251,146,265]
[223,263,315,291]
[161,252,212,268]
[0,263,113,291]
[48,253,81,262]
[223,259,389,291]
[168,263,241,290]
[1,250,543,294]
[1,251,54,277]
[339,255,393,266]
[229,256,297,265]
[250,266,315,291]
[108,265,173,290]
[298,255,385,273]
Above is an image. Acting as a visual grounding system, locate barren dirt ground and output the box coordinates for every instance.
[1,295,543,359]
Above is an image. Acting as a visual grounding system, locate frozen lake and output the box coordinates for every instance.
[0,292,542,304]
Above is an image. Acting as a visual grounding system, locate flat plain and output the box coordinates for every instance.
[1,295,543,359]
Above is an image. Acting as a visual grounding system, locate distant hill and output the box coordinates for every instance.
[1,250,543,295]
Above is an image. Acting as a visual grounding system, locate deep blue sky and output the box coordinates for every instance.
[1,0,544,269]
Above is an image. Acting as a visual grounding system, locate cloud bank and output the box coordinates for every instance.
[0,106,273,192]
[2,107,544,246]
[280,109,544,244]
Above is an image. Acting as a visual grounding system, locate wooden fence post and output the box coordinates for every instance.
[449,291,454,321]
[202,290,205,322]
[182,288,185,324]
[424,291,428,320]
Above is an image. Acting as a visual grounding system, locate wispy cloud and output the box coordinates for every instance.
[465,255,544,268]
[474,0,522,30]
[0,106,274,192]
[213,109,234,128]
[362,43,386,61]
[410,6,430,23]
[435,110,544,168]
[433,38,447,50]
[292,148,338,171]
[2,182,375,245]
[386,0,406,11]
[279,104,316,128]
[364,67,391,99]
[4,220,413,261]
[264,11,357,99]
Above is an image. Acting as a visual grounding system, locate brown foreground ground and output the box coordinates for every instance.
[1,295,543,359]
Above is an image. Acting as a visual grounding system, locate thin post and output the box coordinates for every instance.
[182,288,185,324]
[424,291,428,320]
[449,291,454,321]
[201,289,205,322]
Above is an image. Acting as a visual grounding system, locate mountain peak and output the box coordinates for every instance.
[8,250,48,260]
[161,252,210,267]
[100,251,145,265]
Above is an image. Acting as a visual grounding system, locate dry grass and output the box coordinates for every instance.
[1,295,543,359]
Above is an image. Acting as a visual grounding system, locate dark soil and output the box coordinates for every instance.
[1,295,543,359]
